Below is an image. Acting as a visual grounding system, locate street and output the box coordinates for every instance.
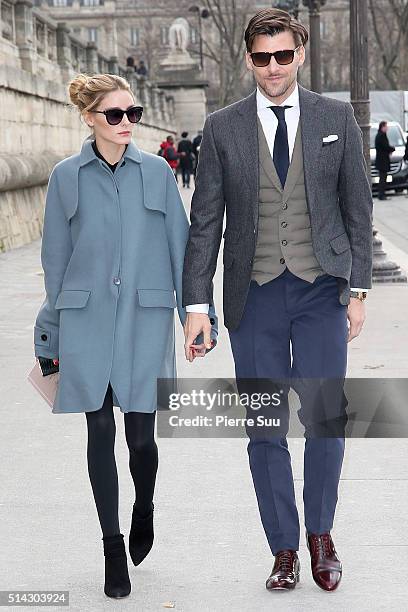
[0,185,407,611]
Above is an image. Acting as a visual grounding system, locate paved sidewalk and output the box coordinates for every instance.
[0,185,407,611]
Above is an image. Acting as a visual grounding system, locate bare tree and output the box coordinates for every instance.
[199,0,253,108]
[368,0,408,89]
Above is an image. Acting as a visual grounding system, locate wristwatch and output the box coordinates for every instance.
[350,290,367,301]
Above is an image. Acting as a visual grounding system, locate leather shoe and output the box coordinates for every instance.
[266,549,300,590]
[306,531,342,591]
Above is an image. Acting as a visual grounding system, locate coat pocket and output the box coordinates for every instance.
[55,290,91,309]
[137,289,176,308]
[329,232,351,254]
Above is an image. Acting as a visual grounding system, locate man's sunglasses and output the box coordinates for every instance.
[250,46,301,67]
[90,105,143,125]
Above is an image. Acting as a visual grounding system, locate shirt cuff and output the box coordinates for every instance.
[350,288,370,292]
[185,303,210,314]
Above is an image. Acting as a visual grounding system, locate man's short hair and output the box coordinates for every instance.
[244,8,309,53]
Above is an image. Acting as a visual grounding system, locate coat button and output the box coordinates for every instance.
[281,240,287,246]
[282,202,288,210]
[280,258,285,264]
[281,221,287,228]
[113,277,121,285]
[209,317,215,325]
[41,333,47,341]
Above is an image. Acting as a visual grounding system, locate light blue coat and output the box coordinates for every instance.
[34,137,218,413]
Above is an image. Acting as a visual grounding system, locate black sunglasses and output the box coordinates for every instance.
[250,46,301,67]
[91,105,143,125]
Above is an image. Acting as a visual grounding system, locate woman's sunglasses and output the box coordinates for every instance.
[250,46,301,67]
[90,105,143,126]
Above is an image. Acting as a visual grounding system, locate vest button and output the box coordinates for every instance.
[280,258,285,264]
[281,240,287,246]
[281,221,287,228]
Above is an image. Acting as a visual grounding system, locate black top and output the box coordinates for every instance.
[92,139,128,173]
[374,131,395,172]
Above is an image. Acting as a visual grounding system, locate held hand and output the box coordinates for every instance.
[184,312,212,362]
[347,298,366,342]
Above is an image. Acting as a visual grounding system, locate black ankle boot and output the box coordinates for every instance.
[102,533,131,598]
[129,502,154,566]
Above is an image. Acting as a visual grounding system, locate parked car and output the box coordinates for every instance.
[370,121,408,195]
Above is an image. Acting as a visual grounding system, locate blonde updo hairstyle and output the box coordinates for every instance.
[68,73,135,129]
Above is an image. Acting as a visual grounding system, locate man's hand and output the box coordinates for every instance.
[347,298,366,342]
[184,313,212,362]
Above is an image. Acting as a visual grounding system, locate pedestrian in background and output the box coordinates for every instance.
[33,72,218,599]
[177,131,194,188]
[136,60,148,77]
[159,135,179,181]
[375,120,395,200]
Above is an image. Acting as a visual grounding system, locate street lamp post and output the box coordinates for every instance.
[349,0,406,283]
[302,0,327,93]
[188,5,210,71]
[275,0,300,18]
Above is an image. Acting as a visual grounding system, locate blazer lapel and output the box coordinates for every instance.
[298,85,322,210]
[233,90,259,226]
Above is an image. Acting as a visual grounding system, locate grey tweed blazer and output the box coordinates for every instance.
[182,85,373,331]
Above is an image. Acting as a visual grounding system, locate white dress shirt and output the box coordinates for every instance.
[186,83,367,313]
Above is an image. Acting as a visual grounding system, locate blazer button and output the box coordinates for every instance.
[281,239,287,246]
[210,317,215,325]
[113,277,121,285]
[41,333,47,341]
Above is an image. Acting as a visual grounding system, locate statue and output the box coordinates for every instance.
[169,18,189,53]
[159,17,197,70]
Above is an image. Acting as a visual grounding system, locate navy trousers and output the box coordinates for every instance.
[228,268,348,555]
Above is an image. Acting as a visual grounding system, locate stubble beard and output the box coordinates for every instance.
[259,73,297,102]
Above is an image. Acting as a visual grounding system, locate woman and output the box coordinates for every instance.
[375,120,395,201]
[159,135,179,181]
[33,73,218,599]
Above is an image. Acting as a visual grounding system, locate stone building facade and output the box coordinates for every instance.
[0,0,177,252]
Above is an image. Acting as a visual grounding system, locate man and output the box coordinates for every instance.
[182,8,373,592]
[177,131,194,188]
[375,120,395,200]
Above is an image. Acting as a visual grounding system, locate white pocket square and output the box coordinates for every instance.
[322,134,339,144]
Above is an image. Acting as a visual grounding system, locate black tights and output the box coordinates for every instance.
[85,383,158,537]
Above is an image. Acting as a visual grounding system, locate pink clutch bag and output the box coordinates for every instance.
[27,360,59,408]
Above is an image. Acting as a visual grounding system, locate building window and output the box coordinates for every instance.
[53,0,68,6]
[160,26,169,46]
[190,26,199,45]
[82,0,101,6]
[130,27,140,47]
[88,27,98,43]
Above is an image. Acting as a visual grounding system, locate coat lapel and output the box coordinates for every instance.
[298,84,322,209]
[233,90,259,226]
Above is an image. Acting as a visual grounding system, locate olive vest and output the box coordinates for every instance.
[251,117,325,284]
